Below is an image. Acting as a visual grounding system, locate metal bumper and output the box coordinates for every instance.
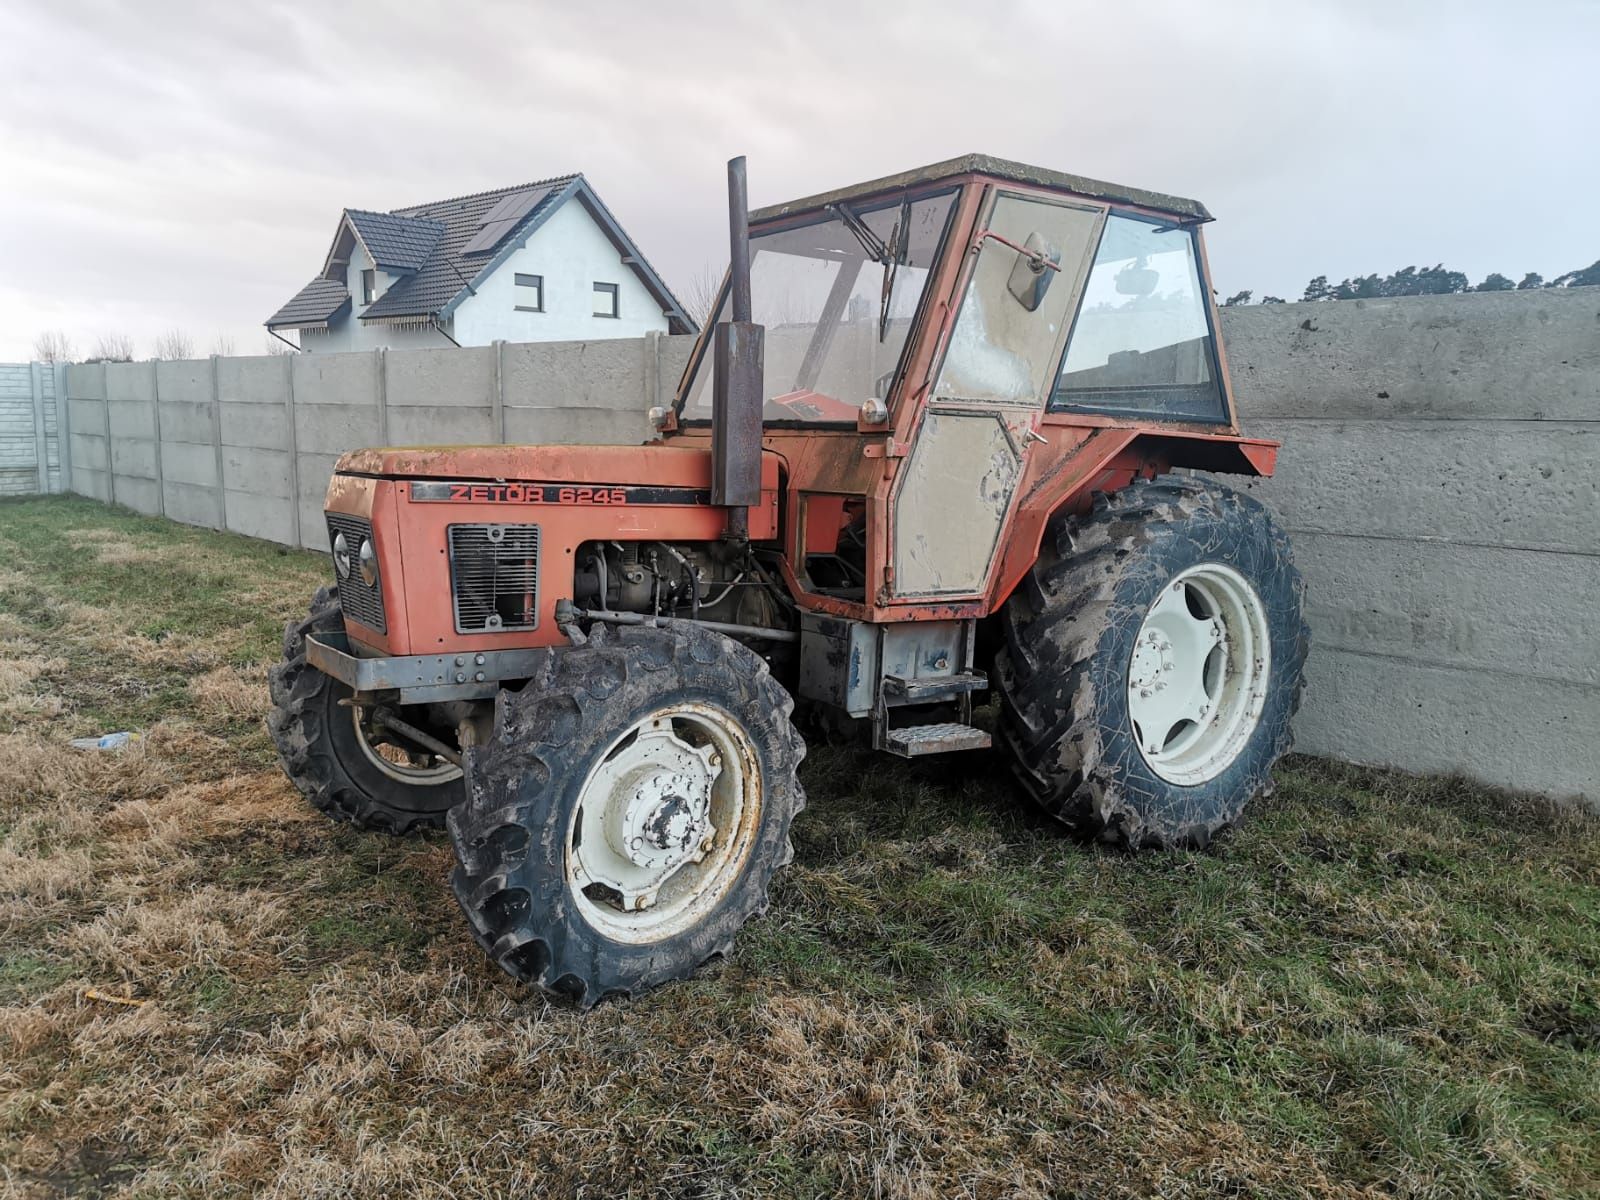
[304,631,546,704]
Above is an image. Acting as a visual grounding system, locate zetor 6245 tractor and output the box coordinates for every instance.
[270,155,1308,1006]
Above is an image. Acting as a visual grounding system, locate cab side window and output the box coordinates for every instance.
[1050,214,1225,421]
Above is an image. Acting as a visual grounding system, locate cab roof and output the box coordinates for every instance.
[750,153,1212,225]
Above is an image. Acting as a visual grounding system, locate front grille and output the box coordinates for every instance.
[325,513,386,633]
[448,523,540,633]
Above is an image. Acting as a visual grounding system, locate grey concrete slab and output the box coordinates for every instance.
[154,359,213,406]
[293,352,379,406]
[105,363,156,404]
[1294,647,1599,803]
[222,446,293,499]
[1291,530,1600,687]
[1224,289,1600,422]
[386,405,495,445]
[503,338,667,413]
[65,363,106,401]
[502,405,650,445]
[72,467,110,501]
[1242,421,1599,554]
[221,401,293,452]
[218,355,292,406]
[161,440,219,487]
[110,475,161,515]
[107,398,157,441]
[68,402,107,436]
[158,400,216,445]
[225,491,295,544]
[162,480,224,529]
[386,345,497,408]
[109,438,157,480]
[295,404,381,454]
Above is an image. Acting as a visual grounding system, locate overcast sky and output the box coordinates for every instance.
[2,0,1596,361]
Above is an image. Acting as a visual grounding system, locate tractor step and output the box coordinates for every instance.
[882,670,988,702]
[883,722,992,757]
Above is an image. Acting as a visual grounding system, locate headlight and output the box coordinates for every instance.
[359,539,380,588]
[332,531,351,579]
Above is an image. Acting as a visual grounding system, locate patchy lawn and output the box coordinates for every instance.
[1,494,1596,1199]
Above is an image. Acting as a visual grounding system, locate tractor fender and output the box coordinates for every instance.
[986,427,1279,612]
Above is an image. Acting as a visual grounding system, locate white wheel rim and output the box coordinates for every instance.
[351,706,463,785]
[567,702,763,944]
[1126,563,1271,786]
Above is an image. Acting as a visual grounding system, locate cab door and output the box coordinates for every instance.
[888,191,1104,599]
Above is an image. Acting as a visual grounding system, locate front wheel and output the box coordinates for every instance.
[449,623,806,1007]
[995,475,1308,849]
[268,587,465,833]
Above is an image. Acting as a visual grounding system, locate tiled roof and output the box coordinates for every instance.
[362,176,577,320]
[267,172,696,334]
[266,277,351,329]
[344,209,445,272]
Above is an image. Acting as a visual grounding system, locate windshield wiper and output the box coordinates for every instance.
[827,197,911,343]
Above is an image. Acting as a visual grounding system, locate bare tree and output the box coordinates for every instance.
[153,329,195,360]
[210,333,235,356]
[88,333,135,363]
[678,262,725,327]
[263,334,296,356]
[32,330,76,363]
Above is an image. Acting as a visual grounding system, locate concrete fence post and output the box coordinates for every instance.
[149,361,166,516]
[210,354,227,531]
[375,348,389,445]
[29,361,48,494]
[56,364,72,494]
[284,353,302,549]
[493,339,506,443]
[101,368,115,507]
[643,329,662,411]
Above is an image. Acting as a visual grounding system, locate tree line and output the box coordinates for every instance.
[1222,258,1600,306]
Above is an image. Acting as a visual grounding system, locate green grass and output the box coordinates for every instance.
[1,494,1596,1199]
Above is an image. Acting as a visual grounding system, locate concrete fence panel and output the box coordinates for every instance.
[1220,289,1599,803]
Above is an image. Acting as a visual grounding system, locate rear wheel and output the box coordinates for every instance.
[995,475,1308,848]
[268,587,465,833]
[449,623,805,1007]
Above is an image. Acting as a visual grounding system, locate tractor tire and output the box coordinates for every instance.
[268,586,465,834]
[449,622,806,1008]
[995,474,1308,849]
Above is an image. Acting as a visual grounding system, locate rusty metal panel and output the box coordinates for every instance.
[711,321,764,507]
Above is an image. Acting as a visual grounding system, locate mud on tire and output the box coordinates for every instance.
[995,474,1308,849]
[449,622,806,1008]
[268,586,464,833]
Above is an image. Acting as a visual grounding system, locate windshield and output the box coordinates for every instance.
[680,190,957,424]
[1050,213,1225,421]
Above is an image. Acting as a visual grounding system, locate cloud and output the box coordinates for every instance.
[1,0,1596,359]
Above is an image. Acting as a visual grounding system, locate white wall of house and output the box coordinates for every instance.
[453,200,670,344]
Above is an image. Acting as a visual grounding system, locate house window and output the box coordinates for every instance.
[361,269,376,306]
[514,273,544,312]
[593,282,619,318]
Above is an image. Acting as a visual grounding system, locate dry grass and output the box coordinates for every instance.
[1,495,1596,1199]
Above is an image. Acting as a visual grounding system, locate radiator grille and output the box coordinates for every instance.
[325,513,386,633]
[448,523,541,633]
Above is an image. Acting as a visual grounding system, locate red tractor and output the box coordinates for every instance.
[270,155,1307,1005]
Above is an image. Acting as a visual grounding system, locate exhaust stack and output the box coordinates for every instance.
[710,155,764,540]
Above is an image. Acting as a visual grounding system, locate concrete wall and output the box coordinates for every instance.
[56,288,1598,803]
[62,333,696,551]
[1219,288,1598,805]
[0,361,66,496]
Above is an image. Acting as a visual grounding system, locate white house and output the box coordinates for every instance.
[266,174,695,352]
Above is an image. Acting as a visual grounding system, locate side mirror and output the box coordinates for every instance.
[1006,231,1061,311]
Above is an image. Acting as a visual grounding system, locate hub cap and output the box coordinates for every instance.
[568,703,763,943]
[1126,563,1271,786]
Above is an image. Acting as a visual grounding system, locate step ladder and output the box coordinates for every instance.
[876,669,992,758]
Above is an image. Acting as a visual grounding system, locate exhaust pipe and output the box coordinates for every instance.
[710,155,764,541]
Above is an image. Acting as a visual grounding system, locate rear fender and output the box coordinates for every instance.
[987,428,1278,611]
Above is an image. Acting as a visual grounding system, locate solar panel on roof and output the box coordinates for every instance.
[460,186,553,256]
